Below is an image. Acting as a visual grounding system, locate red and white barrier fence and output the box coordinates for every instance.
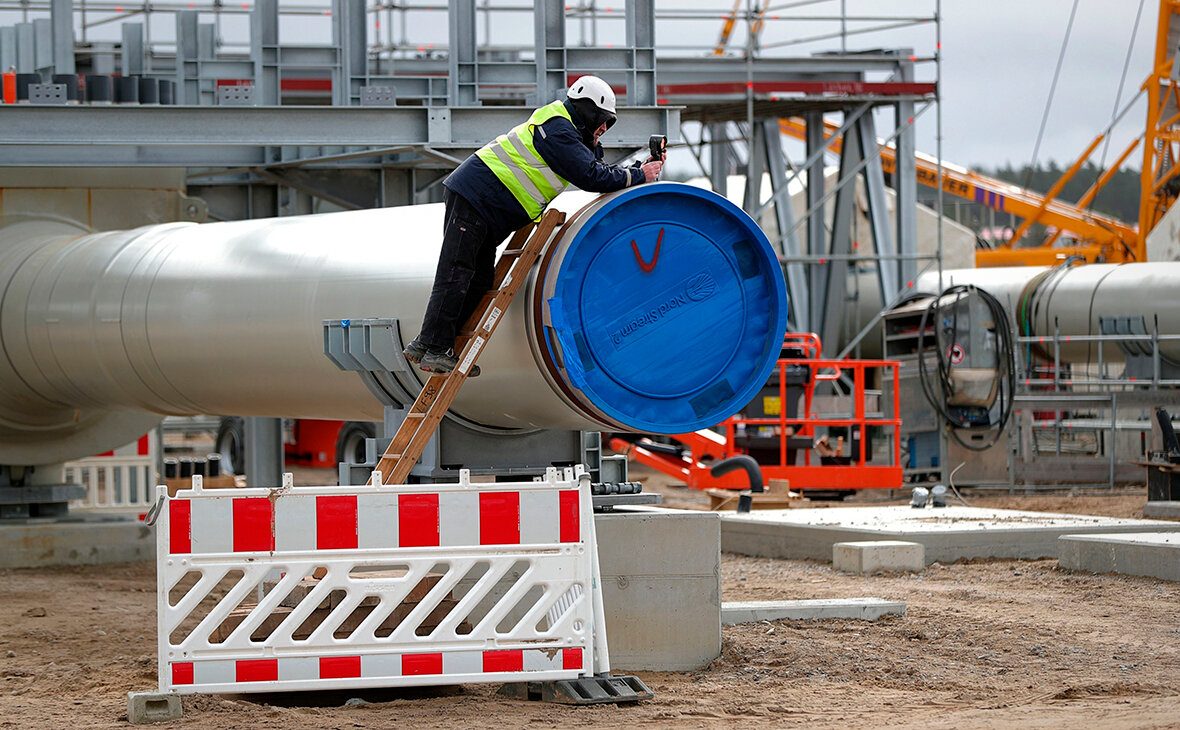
[155,467,608,695]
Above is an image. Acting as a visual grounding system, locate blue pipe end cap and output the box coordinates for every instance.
[547,182,788,433]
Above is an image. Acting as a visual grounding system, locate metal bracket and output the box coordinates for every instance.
[498,674,654,705]
[323,318,421,409]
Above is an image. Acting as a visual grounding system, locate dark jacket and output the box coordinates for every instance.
[444,104,643,233]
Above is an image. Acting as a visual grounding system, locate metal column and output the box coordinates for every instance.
[819,118,862,356]
[14,23,33,74]
[744,122,766,224]
[121,23,143,76]
[175,11,199,105]
[448,0,478,106]
[894,53,918,288]
[854,114,900,307]
[805,111,827,335]
[33,18,51,76]
[332,0,366,106]
[534,0,566,106]
[251,0,279,106]
[0,27,15,73]
[244,417,283,488]
[624,0,656,106]
[709,123,730,198]
[760,119,807,333]
[51,0,73,75]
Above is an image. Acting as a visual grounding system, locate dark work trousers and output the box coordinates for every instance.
[418,188,517,351]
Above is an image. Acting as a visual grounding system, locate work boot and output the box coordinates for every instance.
[402,338,429,365]
[419,348,481,378]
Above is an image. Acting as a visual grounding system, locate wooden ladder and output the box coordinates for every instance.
[369,208,566,485]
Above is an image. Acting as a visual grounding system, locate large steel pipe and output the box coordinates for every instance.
[0,183,788,465]
[914,263,1180,364]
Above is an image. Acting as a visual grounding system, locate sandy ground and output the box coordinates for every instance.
[1,465,1177,728]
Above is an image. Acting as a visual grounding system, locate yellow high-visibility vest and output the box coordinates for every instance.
[475,100,573,219]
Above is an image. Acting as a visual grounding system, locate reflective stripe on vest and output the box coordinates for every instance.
[475,101,573,219]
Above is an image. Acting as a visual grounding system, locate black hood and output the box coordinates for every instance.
[565,98,617,149]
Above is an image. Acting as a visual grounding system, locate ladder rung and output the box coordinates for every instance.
[502,248,525,255]
[406,413,426,419]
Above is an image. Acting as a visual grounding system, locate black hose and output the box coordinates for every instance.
[709,455,764,493]
[917,284,1016,452]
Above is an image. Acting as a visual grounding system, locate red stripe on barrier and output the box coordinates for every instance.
[398,494,440,547]
[236,658,278,682]
[170,500,191,554]
[137,433,151,456]
[483,649,523,673]
[479,491,520,545]
[172,662,194,685]
[402,652,442,675]
[232,498,274,552]
[559,490,580,543]
[562,647,583,670]
[316,495,358,549]
[320,655,361,679]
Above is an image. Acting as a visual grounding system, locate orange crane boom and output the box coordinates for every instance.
[779,118,1141,266]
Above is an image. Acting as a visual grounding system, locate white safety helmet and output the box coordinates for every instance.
[567,75,616,114]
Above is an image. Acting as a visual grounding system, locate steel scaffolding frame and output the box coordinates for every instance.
[0,0,939,358]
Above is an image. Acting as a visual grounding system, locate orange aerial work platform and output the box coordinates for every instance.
[610,334,903,494]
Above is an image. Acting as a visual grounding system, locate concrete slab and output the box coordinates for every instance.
[1058,532,1180,582]
[0,515,154,568]
[1143,501,1180,521]
[596,510,721,671]
[721,598,905,625]
[720,506,1180,564]
[833,540,924,573]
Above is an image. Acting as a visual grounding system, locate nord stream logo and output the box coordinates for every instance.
[608,271,717,347]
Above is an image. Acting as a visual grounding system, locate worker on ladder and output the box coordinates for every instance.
[404,75,666,376]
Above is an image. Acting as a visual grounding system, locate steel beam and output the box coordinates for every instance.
[0,106,678,165]
[855,114,899,304]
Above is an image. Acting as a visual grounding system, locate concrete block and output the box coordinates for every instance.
[0,517,155,568]
[595,510,721,671]
[1143,501,1180,521]
[1058,532,1180,582]
[127,691,182,724]
[722,598,905,624]
[833,540,925,573]
[721,506,1180,564]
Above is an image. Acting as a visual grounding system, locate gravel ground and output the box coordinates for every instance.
[0,465,1176,728]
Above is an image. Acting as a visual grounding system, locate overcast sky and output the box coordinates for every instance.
[927,0,1153,170]
[0,1,1158,172]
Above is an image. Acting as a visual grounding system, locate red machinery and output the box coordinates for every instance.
[609,334,903,493]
